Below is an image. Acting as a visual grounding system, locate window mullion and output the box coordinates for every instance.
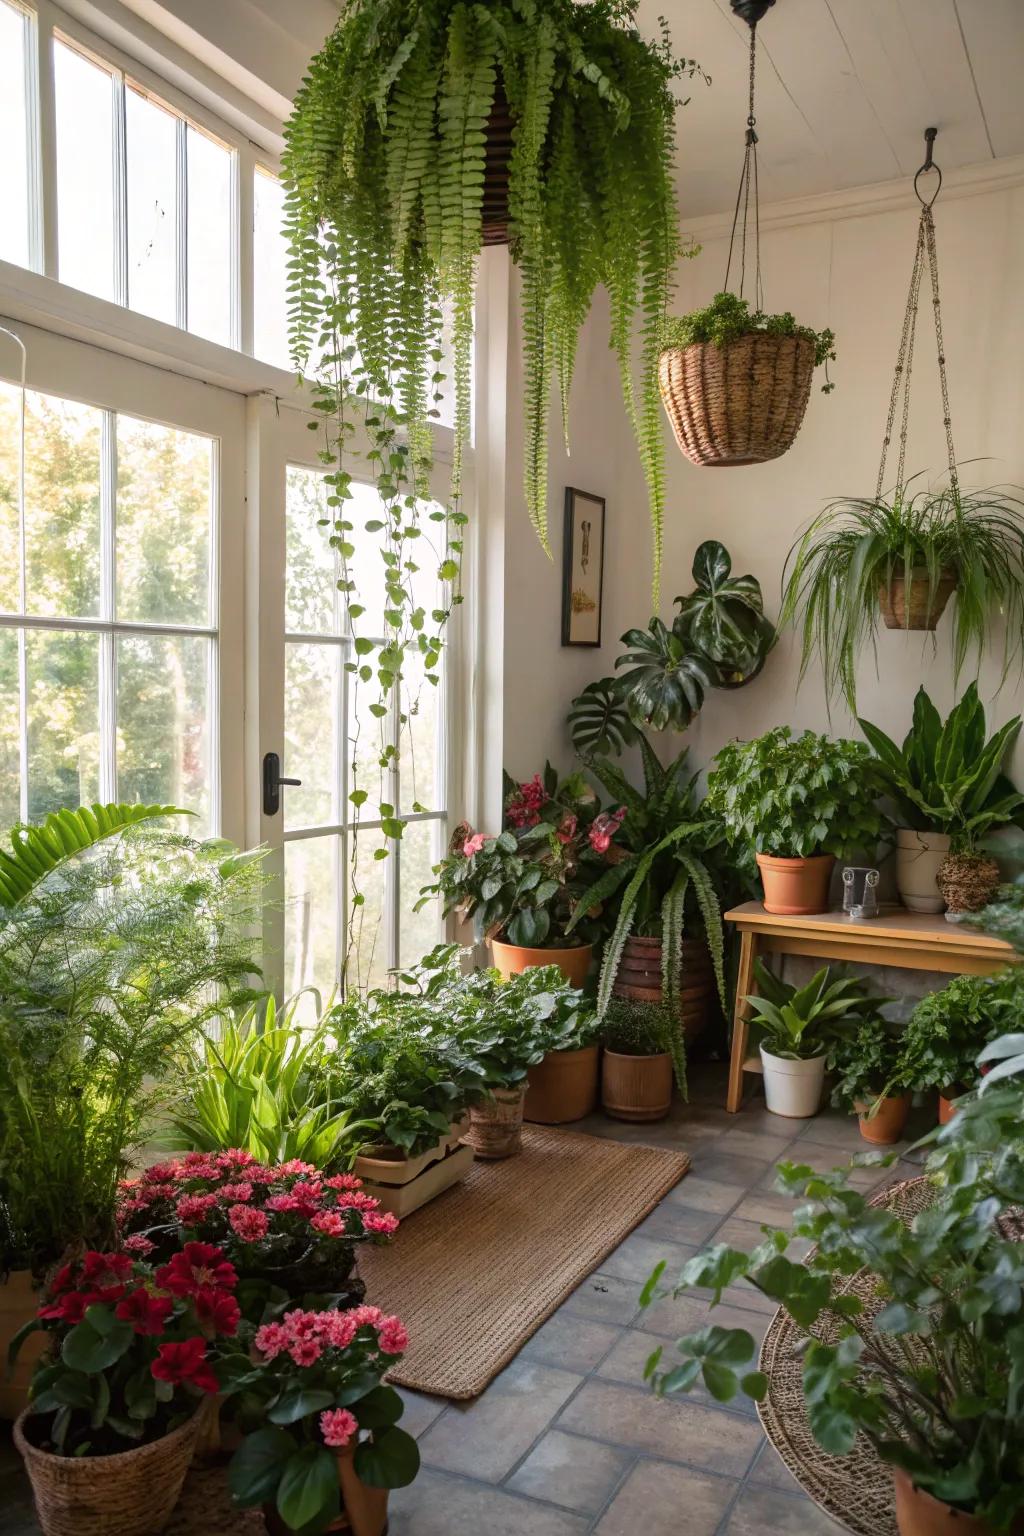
[175,116,187,332]
[98,410,117,801]
[337,639,349,996]
[238,142,256,356]
[112,69,128,308]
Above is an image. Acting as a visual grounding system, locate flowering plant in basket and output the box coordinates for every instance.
[12,1243,239,1455]
[227,1304,419,1531]
[117,1150,398,1321]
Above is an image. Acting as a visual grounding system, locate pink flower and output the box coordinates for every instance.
[317,1312,358,1349]
[254,1322,290,1360]
[348,1305,383,1329]
[311,1211,347,1238]
[462,831,488,857]
[289,1336,323,1367]
[323,1174,363,1193]
[555,812,578,846]
[506,774,546,829]
[284,1309,320,1340]
[176,1193,218,1225]
[377,1316,409,1355]
[218,1181,254,1203]
[228,1205,269,1243]
[122,1235,155,1258]
[265,1193,302,1213]
[219,1149,257,1167]
[362,1212,399,1236]
[277,1160,317,1177]
[247,1166,277,1186]
[588,807,627,855]
[320,1408,358,1449]
[335,1191,378,1212]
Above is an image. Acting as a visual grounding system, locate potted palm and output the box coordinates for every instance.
[859,684,1023,915]
[745,960,874,1118]
[827,1012,912,1144]
[705,727,885,916]
[659,293,836,468]
[599,999,686,1123]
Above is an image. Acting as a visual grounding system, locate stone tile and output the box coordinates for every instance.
[636,1201,723,1246]
[712,1216,813,1261]
[636,1291,773,1346]
[598,1234,700,1287]
[660,1175,747,1215]
[594,1324,765,1418]
[689,1153,775,1187]
[0,1470,37,1536]
[521,1313,623,1375]
[712,1128,799,1162]
[594,1458,738,1536]
[396,1387,448,1439]
[417,1359,582,1482]
[557,1379,762,1476]
[506,1430,632,1514]
[747,1440,808,1495]
[561,1273,642,1327]
[389,1468,590,1536]
[725,1484,848,1534]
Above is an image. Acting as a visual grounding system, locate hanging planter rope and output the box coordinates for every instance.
[659,1,822,468]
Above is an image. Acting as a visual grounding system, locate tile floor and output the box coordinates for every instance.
[0,1062,929,1536]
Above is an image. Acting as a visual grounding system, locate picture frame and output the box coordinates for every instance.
[561,487,605,647]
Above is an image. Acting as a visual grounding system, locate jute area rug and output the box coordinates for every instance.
[359,1124,690,1399]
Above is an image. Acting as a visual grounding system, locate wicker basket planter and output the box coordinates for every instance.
[466,1087,526,1159]
[878,568,956,631]
[601,1050,673,1123]
[525,1045,599,1125]
[14,1404,204,1536]
[658,333,815,468]
[482,85,514,247]
[611,935,717,1042]
[263,1442,389,1536]
[0,1270,44,1421]
[937,852,1000,917]
[354,1122,474,1218]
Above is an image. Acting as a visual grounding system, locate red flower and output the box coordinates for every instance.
[151,1337,219,1394]
[80,1252,134,1288]
[194,1289,241,1337]
[155,1243,237,1299]
[38,1289,100,1324]
[555,812,578,846]
[588,807,626,855]
[48,1263,77,1296]
[505,774,546,830]
[115,1289,175,1336]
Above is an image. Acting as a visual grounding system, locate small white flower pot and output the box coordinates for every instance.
[760,1046,826,1118]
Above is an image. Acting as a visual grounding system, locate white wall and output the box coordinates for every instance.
[502,164,1024,803]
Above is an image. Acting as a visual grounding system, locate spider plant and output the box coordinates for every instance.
[780,476,1024,710]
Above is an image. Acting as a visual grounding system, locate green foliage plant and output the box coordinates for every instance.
[827,1012,908,1111]
[858,683,1024,853]
[746,959,875,1062]
[446,961,598,1090]
[600,998,686,1098]
[780,477,1024,711]
[704,726,885,877]
[568,740,727,1022]
[0,812,265,1276]
[899,971,1019,1096]
[282,0,706,621]
[662,291,836,389]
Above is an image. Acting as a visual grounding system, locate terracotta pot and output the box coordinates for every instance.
[896,828,951,914]
[611,935,717,1042]
[938,1090,962,1125]
[892,1466,1017,1536]
[756,852,834,916]
[14,1405,203,1536]
[601,1050,673,1122]
[489,939,592,990]
[937,853,1000,917]
[0,1269,44,1421]
[879,568,956,631]
[466,1086,525,1159]
[855,1092,911,1145]
[264,1441,389,1536]
[525,1045,599,1125]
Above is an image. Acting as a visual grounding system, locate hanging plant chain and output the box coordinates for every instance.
[723,24,764,311]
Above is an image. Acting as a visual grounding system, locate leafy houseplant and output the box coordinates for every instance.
[745,960,874,1119]
[899,971,1019,1111]
[827,1013,912,1145]
[600,998,684,1122]
[780,477,1024,711]
[859,684,1023,916]
[227,1306,418,1536]
[705,727,885,916]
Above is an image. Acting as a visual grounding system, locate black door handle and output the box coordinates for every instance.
[263,752,301,816]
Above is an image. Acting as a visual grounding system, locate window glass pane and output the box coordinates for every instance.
[0,377,24,613]
[348,832,389,993]
[254,167,289,369]
[399,818,442,967]
[186,125,233,347]
[25,392,102,619]
[400,651,440,814]
[285,642,339,830]
[116,416,212,624]
[286,466,336,635]
[345,482,390,635]
[0,629,20,824]
[126,85,178,325]
[25,628,100,819]
[55,39,116,302]
[348,668,393,821]
[285,835,339,1022]
[0,1,30,269]
[117,633,210,826]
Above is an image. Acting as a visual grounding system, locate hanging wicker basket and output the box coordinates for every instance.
[658,333,815,467]
[481,86,514,247]
[877,567,956,630]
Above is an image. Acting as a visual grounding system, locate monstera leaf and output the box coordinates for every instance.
[675,541,774,688]
[567,678,638,760]
[615,620,718,732]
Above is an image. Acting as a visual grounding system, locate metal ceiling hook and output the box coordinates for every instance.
[730,0,777,26]
[914,126,943,207]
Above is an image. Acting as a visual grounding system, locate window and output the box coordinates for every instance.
[0,0,31,270]
[0,376,219,829]
[282,467,445,1009]
[254,167,290,370]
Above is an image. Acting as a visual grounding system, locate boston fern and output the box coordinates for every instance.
[283,0,704,612]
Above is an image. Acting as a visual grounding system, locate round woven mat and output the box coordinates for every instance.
[757,1177,1022,1536]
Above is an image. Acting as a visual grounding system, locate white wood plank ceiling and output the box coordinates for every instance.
[644,0,1024,215]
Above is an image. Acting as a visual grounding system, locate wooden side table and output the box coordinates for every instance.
[724,901,1016,1112]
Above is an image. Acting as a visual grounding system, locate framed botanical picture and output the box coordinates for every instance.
[561,487,605,647]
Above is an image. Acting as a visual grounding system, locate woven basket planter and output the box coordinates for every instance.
[611,935,717,1042]
[937,852,1000,916]
[466,1086,525,1159]
[525,1045,599,1125]
[658,333,815,467]
[482,86,514,246]
[14,1405,204,1536]
[878,567,956,630]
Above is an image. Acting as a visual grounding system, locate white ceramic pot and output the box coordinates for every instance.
[896,828,951,914]
[760,1046,826,1118]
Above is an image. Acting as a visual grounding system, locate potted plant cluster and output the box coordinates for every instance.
[899,969,1020,1122]
[705,726,885,916]
[11,1243,241,1536]
[599,998,686,1123]
[658,292,836,468]
[744,960,876,1119]
[859,684,1023,917]
[827,1012,913,1144]
[226,1304,418,1536]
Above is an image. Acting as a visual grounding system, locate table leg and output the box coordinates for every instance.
[727,929,758,1112]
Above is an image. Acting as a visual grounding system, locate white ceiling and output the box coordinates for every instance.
[644,0,1024,216]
